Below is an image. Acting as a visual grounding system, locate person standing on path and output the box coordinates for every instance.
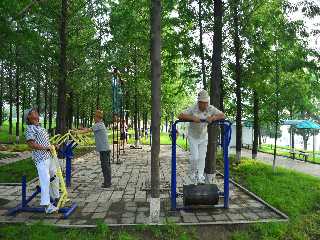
[178,90,225,184]
[76,110,111,188]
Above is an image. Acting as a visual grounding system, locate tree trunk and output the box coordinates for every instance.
[144,111,148,134]
[220,76,225,147]
[8,66,13,142]
[205,0,223,181]
[165,116,168,132]
[0,62,3,129]
[198,0,206,89]
[258,128,262,147]
[134,99,139,144]
[303,135,308,150]
[67,91,73,129]
[21,83,26,133]
[76,97,80,128]
[44,77,48,128]
[232,0,242,163]
[89,103,94,126]
[56,0,68,134]
[273,44,280,171]
[252,90,259,159]
[150,0,161,222]
[36,71,41,114]
[290,108,295,150]
[48,83,53,135]
[138,110,141,138]
[15,63,20,143]
[134,54,139,146]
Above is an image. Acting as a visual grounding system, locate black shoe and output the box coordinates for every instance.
[101,183,111,188]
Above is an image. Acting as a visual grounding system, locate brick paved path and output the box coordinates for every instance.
[0,145,287,226]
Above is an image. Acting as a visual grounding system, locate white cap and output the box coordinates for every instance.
[197,90,210,102]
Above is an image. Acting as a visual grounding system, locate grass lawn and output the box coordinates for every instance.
[230,158,320,240]
[0,120,27,143]
[0,221,196,240]
[0,158,36,183]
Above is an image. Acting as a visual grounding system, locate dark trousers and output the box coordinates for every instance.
[100,150,111,186]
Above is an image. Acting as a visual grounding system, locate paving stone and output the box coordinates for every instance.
[73,219,88,225]
[197,215,214,222]
[92,212,107,219]
[212,214,229,221]
[81,207,96,213]
[256,211,274,219]
[95,207,109,213]
[227,213,246,221]
[121,217,135,224]
[242,211,260,220]
[196,212,209,216]
[164,216,181,223]
[137,207,149,212]
[135,213,148,224]
[182,214,198,223]
[125,206,137,212]
[122,212,135,218]
[56,219,71,225]
[0,209,7,216]
[125,202,137,207]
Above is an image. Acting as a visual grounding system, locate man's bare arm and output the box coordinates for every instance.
[178,113,201,123]
[26,140,51,151]
[207,113,225,123]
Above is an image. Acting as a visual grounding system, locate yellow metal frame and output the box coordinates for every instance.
[50,147,69,208]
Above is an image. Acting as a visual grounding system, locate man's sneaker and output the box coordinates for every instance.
[198,176,205,185]
[45,203,59,214]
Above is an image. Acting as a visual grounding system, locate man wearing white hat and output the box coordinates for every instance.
[178,90,225,184]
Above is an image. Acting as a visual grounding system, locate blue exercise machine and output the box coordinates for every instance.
[7,176,77,219]
[57,140,77,187]
[170,119,232,210]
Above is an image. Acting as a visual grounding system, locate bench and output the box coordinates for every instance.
[242,143,252,150]
[298,151,309,162]
[289,149,309,162]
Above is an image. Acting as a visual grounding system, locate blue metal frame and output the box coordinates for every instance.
[58,141,77,187]
[7,176,77,219]
[171,120,232,210]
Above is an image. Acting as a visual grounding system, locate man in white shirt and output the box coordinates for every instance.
[178,90,225,184]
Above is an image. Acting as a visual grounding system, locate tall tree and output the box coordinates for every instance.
[205,0,223,182]
[56,0,68,134]
[232,0,242,163]
[150,0,161,223]
[198,0,206,89]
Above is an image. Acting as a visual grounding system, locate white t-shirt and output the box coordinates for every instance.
[183,104,223,139]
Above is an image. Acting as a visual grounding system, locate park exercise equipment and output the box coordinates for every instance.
[112,68,126,164]
[171,119,232,210]
[50,131,84,187]
[7,147,77,219]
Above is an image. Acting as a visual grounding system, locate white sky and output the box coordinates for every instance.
[287,0,320,51]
